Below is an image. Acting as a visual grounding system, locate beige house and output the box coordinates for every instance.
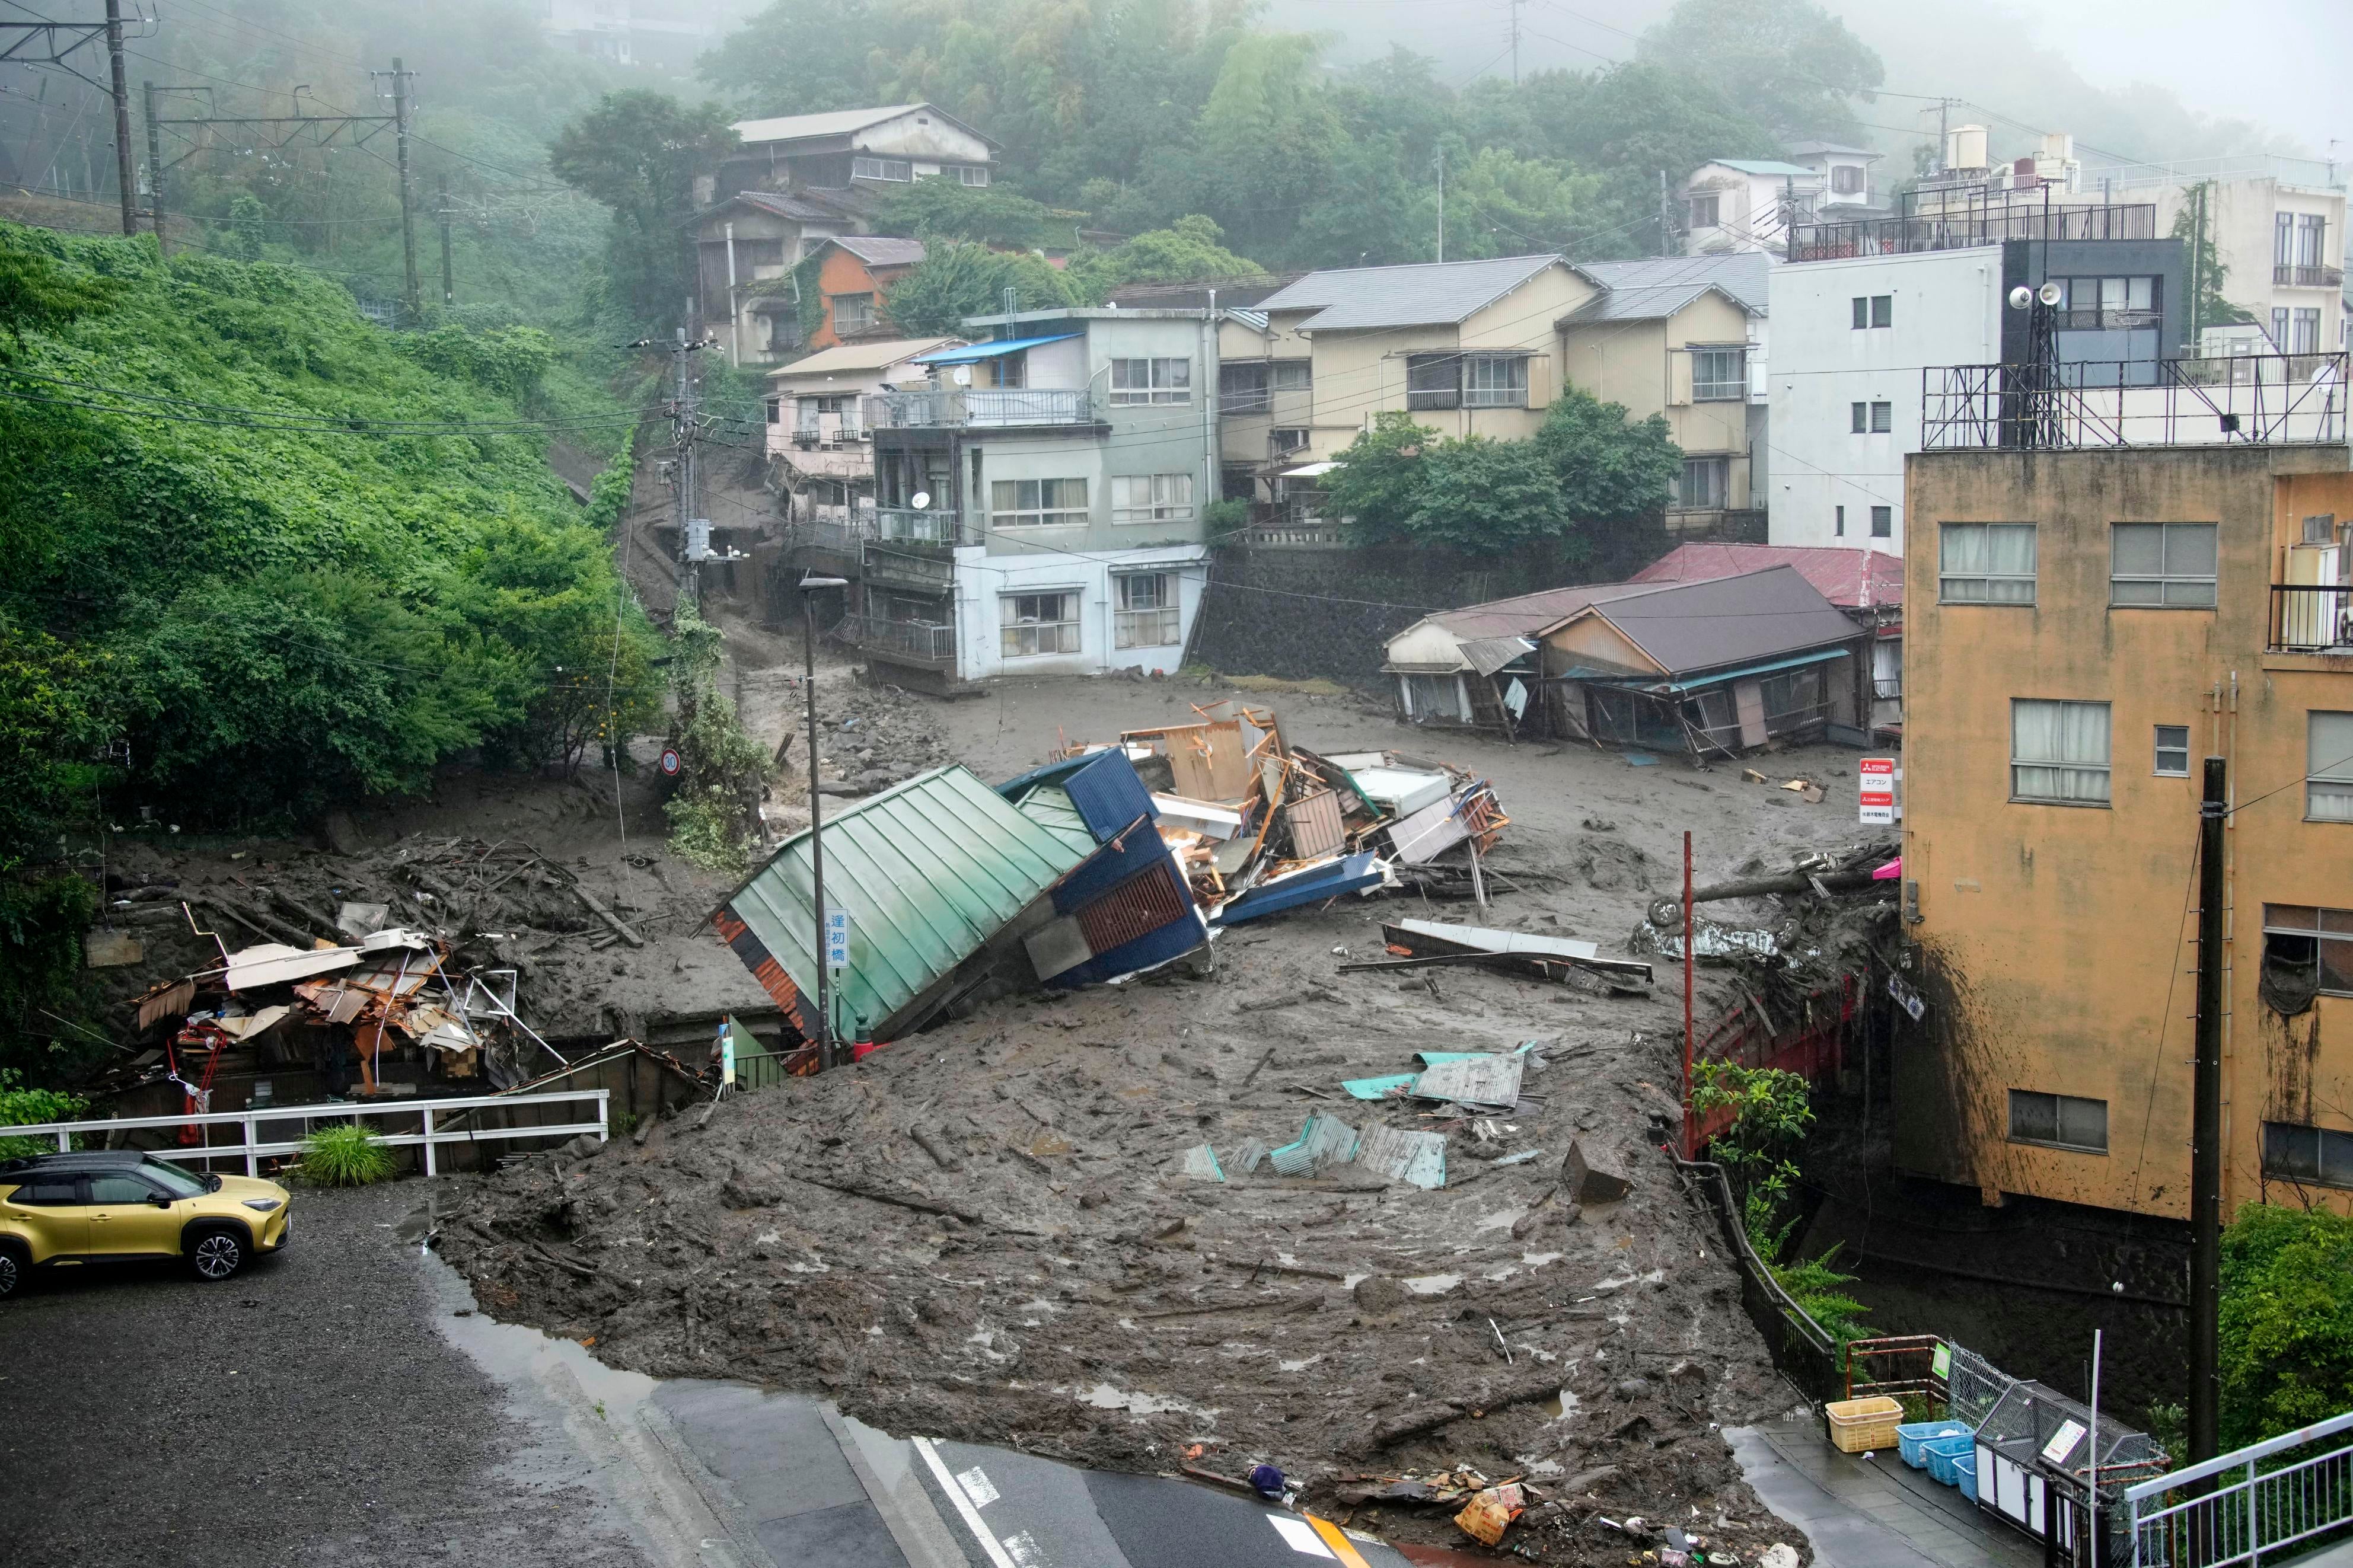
[1219,252,1769,537]
[764,336,959,522]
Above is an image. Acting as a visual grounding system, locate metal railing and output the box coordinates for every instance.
[1922,353,2346,451]
[2271,584,2353,653]
[865,387,1095,429]
[831,613,958,666]
[0,1089,609,1179]
[2125,1410,2353,1568]
[875,507,975,545]
[2275,264,2344,290]
[862,541,955,590]
[1790,196,2154,262]
[1669,1150,1841,1398]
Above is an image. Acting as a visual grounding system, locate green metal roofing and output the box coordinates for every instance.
[1007,782,1098,857]
[722,765,1093,1038]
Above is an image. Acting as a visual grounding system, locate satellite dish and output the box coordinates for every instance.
[952,366,973,386]
[2008,285,2035,311]
[910,490,932,510]
[2038,281,2065,307]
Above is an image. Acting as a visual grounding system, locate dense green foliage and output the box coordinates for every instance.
[661,612,774,876]
[2217,1205,2353,1449]
[295,1123,398,1186]
[0,1069,87,1160]
[1324,391,1681,557]
[549,91,741,320]
[2172,184,2259,333]
[0,225,658,831]
[885,242,1089,335]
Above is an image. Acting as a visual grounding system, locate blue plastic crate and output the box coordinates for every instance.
[1897,1420,1971,1469]
[1957,1448,1979,1502]
[1922,1433,1977,1488]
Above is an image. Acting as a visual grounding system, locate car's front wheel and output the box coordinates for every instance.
[0,1241,24,1301]
[186,1226,245,1282]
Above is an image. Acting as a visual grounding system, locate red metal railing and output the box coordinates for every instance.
[1683,974,1856,1158]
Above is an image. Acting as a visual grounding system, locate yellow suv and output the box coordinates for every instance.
[0,1150,292,1299]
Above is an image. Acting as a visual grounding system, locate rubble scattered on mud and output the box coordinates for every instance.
[439,917,1813,1560]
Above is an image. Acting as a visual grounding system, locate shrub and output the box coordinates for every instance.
[294,1123,396,1186]
[0,1068,84,1159]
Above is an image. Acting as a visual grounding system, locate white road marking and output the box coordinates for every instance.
[912,1437,1018,1568]
[1267,1515,1337,1557]
[1001,1528,1045,1566]
[955,1465,1002,1509]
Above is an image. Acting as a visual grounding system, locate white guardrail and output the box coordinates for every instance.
[2125,1409,2353,1568]
[0,1089,609,1179]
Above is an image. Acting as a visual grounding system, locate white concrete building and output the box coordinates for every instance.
[1681,159,1822,258]
[1767,247,2002,551]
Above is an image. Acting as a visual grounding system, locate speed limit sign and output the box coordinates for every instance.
[658,748,682,778]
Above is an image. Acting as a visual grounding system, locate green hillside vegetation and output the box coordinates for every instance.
[0,221,658,841]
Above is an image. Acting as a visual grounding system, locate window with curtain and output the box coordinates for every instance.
[2154,724,2191,777]
[2111,522,2217,607]
[1110,472,1193,524]
[1851,402,1867,433]
[1110,358,1191,405]
[1691,348,1745,401]
[1000,591,1082,657]
[1273,360,1312,391]
[1676,458,1727,510]
[2012,698,2111,805]
[1870,506,1892,538]
[1464,355,1529,407]
[831,293,876,334]
[850,156,913,182]
[1219,362,1270,413]
[1870,294,1893,327]
[1938,522,2037,603]
[2311,711,2353,821]
[990,477,1088,528]
[2010,1090,2109,1152]
[1113,573,1180,648]
[1851,296,1869,330]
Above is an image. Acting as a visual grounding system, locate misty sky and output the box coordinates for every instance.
[1287,0,2350,165]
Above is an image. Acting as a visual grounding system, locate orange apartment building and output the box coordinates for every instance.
[806,237,928,349]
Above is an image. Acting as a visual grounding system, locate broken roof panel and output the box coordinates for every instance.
[718,765,1095,1040]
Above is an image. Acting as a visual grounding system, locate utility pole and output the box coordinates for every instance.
[672,329,700,612]
[1660,170,1674,257]
[1508,0,1524,85]
[387,58,420,320]
[2189,183,2207,350]
[141,80,165,251]
[437,171,454,306]
[103,0,135,235]
[2189,752,2228,1466]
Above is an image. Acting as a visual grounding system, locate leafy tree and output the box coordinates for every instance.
[1187,32,1348,260]
[1533,387,1685,526]
[0,625,105,873]
[549,91,738,321]
[872,177,1075,251]
[2218,1205,2353,1449]
[1402,436,1571,555]
[1324,411,1437,544]
[1067,215,1267,296]
[1635,0,1884,143]
[883,241,1085,335]
[0,234,114,357]
[2171,183,2258,338]
[662,610,772,874]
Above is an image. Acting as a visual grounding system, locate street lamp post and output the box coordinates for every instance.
[799,574,850,1067]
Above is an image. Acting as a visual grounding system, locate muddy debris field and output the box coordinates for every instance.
[440,871,1820,1561]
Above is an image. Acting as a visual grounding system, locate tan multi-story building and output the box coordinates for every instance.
[1895,359,2353,1219]
[1218,252,1769,537]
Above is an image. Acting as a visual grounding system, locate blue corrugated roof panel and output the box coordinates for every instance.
[914,333,1083,365]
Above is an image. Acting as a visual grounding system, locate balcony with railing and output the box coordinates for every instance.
[1788,191,2155,263]
[1922,352,2347,451]
[865,387,1098,429]
[2276,263,2346,290]
[790,410,866,448]
[831,613,958,669]
[875,507,977,546]
[861,540,956,592]
[2272,585,2353,654]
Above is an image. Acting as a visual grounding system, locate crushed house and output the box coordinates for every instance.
[1385,567,1870,753]
[1630,542,1906,730]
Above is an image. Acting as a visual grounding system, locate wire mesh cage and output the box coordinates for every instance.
[1945,1343,2017,1430]
[1977,1379,2167,1481]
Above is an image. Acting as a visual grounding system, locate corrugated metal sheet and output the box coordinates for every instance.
[1412,1054,1525,1110]
[1284,788,1347,860]
[720,765,1093,1040]
[1357,1125,1448,1189]
[1457,635,1537,677]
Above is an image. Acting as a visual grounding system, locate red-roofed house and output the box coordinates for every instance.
[1631,542,1904,730]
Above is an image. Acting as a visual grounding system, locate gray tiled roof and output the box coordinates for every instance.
[1564,253,1771,322]
[1256,254,1565,331]
[1577,566,1859,676]
[828,235,928,269]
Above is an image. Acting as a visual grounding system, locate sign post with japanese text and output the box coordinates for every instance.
[1859,757,1897,825]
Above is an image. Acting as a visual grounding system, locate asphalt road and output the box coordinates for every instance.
[0,1183,647,1568]
[0,1179,1417,1568]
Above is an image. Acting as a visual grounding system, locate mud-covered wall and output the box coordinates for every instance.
[1897,445,2353,1221]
